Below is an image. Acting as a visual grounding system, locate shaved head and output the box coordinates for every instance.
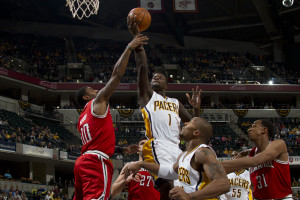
[194,117,213,141]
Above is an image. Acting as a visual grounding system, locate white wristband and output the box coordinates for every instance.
[158,165,178,180]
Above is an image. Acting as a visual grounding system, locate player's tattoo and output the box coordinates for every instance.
[199,148,213,157]
[198,148,226,180]
[208,163,227,180]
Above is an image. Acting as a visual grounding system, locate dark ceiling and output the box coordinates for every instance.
[0,0,300,46]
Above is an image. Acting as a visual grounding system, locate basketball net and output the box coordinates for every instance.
[66,0,99,20]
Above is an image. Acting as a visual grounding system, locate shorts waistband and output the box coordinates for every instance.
[254,194,293,200]
[83,150,109,160]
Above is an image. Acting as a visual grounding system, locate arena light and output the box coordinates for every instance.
[282,0,294,7]
[268,80,273,85]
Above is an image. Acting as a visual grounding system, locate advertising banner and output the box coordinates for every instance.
[173,0,198,12]
[23,144,53,158]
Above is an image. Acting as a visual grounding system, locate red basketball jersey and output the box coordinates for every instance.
[127,168,160,200]
[77,100,115,156]
[249,147,292,199]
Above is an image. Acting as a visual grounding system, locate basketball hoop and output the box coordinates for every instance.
[66,0,99,20]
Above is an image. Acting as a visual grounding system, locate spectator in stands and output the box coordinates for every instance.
[292,177,299,187]
[58,189,64,199]
[8,186,15,197]
[53,133,60,141]
[9,132,16,143]
[7,192,13,199]
[4,169,12,179]
[45,191,53,200]
[57,177,63,188]
[21,191,28,200]
[15,185,21,197]
[116,153,123,160]
[2,120,9,126]
[62,193,68,200]
[3,184,9,194]
[53,186,59,199]
[118,139,123,146]
[216,150,227,157]
[48,177,55,186]
[223,147,229,157]
[274,132,281,139]
[47,142,52,149]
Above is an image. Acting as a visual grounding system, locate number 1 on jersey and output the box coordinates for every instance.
[168,114,171,126]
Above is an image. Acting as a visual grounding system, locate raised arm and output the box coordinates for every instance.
[179,86,202,122]
[128,16,153,108]
[221,139,287,174]
[93,33,148,115]
[111,166,128,197]
[111,163,140,197]
[135,47,153,107]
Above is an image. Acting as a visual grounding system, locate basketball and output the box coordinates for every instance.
[128,7,151,32]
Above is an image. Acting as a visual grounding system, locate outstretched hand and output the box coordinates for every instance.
[123,161,143,180]
[186,86,202,108]
[123,144,139,154]
[127,15,140,36]
[120,163,141,183]
[128,34,148,50]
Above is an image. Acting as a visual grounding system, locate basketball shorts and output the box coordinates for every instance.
[143,138,182,184]
[73,151,113,200]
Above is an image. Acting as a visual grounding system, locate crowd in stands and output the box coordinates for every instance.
[75,37,156,83]
[0,109,78,151]
[0,33,66,81]
[1,32,299,85]
[0,184,28,200]
[0,167,73,200]
[160,46,260,84]
[0,123,63,150]
[0,182,71,200]
[246,53,300,84]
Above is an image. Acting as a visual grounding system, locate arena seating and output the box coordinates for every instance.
[1,33,299,85]
[0,109,76,150]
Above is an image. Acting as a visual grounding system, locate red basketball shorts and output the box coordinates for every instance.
[73,153,113,200]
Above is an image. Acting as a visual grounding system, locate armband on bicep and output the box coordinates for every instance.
[158,165,178,180]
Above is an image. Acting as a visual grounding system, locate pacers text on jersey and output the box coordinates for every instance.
[229,178,250,190]
[153,100,179,114]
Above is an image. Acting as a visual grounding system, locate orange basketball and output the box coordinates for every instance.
[128,7,151,32]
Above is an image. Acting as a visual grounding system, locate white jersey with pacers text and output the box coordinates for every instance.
[177,144,218,200]
[219,170,252,200]
[141,91,181,145]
